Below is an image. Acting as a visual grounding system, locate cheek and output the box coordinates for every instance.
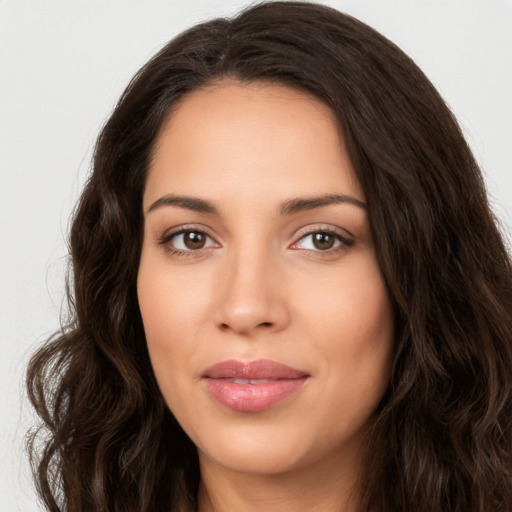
[137,254,212,342]
[137,255,211,400]
[295,255,394,398]
[296,253,392,341]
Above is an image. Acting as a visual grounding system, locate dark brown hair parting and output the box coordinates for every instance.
[27,2,512,511]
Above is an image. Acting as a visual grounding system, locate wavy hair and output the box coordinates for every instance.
[27,2,512,511]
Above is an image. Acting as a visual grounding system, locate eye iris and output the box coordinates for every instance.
[312,232,335,250]
[184,231,206,250]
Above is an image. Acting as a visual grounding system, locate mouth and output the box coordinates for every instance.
[202,359,310,412]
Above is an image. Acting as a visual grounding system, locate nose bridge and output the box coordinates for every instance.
[216,237,286,335]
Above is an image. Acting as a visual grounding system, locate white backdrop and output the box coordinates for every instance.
[1,1,511,510]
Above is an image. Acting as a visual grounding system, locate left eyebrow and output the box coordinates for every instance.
[279,194,366,215]
[145,193,366,216]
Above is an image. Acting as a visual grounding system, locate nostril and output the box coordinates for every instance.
[218,321,274,333]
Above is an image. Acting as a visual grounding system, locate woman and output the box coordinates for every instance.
[27,2,512,511]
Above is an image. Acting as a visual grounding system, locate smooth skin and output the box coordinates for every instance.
[137,81,394,512]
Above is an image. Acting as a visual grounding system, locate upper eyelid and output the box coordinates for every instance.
[159,224,218,241]
[157,227,220,255]
[156,223,354,249]
[292,224,354,241]
[289,226,355,252]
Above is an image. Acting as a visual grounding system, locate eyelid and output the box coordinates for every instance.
[289,225,355,251]
[155,223,354,256]
[157,224,221,253]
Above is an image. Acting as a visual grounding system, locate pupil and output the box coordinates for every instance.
[313,232,334,250]
[184,231,205,249]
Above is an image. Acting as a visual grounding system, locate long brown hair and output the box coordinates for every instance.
[27,2,512,511]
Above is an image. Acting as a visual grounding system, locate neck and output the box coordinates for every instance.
[197,446,363,512]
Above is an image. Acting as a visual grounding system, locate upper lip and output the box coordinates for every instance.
[202,359,309,380]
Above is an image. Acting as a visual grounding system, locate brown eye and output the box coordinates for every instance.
[162,229,217,252]
[312,232,335,250]
[292,229,352,253]
[183,231,206,250]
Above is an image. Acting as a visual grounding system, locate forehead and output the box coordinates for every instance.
[144,81,363,208]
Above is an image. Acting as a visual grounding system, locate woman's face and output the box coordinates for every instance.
[138,82,394,477]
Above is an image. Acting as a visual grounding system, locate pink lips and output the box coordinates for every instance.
[202,359,309,412]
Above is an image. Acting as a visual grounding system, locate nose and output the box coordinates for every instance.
[215,246,290,337]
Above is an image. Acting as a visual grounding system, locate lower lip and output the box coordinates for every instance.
[203,378,308,412]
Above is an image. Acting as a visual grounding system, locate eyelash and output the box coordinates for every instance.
[157,225,354,257]
[290,227,354,254]
[158,226,219,257]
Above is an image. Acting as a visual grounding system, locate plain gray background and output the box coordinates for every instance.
[1,1,511,510]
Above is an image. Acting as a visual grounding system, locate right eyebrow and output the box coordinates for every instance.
[146,194,219,215]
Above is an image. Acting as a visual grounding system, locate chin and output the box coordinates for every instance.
[201,439,306,476]
[192,414,360,478]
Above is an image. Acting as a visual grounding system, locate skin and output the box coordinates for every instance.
[137,81,394,512]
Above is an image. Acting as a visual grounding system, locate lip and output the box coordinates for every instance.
[202,359,310,412]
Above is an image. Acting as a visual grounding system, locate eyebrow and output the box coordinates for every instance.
[279,194,366,215]
[146,193,366,215]
[147,194,219,215]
